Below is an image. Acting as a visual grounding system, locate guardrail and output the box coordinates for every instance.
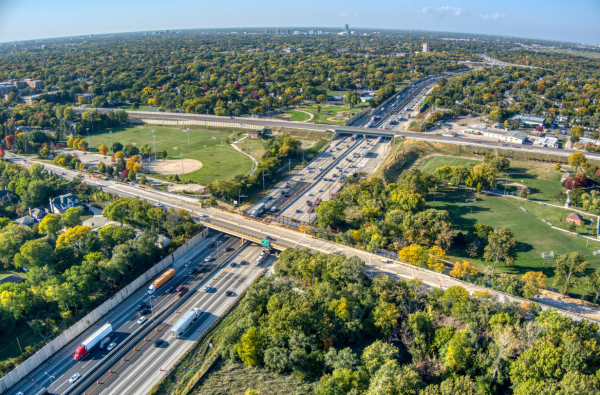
[0,229,209,394]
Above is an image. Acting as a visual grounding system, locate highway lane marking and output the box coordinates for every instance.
[106,252,265,394]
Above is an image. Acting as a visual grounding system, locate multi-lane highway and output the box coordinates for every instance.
[246,134,390,223]
[7,232,250,395]
[75,244,272,395]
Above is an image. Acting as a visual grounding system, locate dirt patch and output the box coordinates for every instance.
[497,181,531,193]
[279,114,292,118]
[327,117,346,122]
[146,159,203,175]
[167,184,206,193]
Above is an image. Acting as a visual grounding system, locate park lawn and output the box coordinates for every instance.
[301,103,369,125]
[426,185,600,290]
[419,156,482,173]
[275,110,312,122]
[233,140,266,162]
[498,161,565,202]
[85,125,253,185]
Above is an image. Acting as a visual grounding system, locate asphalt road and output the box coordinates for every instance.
[77,244,272,395]
[9,233,239,395]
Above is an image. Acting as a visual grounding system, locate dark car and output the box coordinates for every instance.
[225,290,233,296]
[240,260,247,265]
[208,242,215,248]
[153,339,164,347]
[176,285,184,292]
[200,267,206,273]
[189,268,197,275]
[230,262,236,268]
[165,286,175,294]
[139,307,148,315]
[136,302,146,310]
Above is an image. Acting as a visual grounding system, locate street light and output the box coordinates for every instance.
[186,128,190,153]
[44,372,55,392]
[180,152,185,183]
[86,127,90,147]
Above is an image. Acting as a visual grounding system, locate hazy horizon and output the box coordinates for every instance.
[1,0,599,45]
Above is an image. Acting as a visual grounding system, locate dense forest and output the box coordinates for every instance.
[221,248,600,395]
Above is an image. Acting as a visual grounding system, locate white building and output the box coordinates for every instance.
[533,136,559,148]
[466,124,527,144]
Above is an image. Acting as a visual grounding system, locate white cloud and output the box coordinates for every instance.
[479,12,509,20]
[421,6,464,17]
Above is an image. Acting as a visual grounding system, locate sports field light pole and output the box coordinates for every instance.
[86,128,90,146]
[180,152,185,183]
[519,179,524,203]
[587,218,595,246]
[152,132,157,161]
[185,128,190,153]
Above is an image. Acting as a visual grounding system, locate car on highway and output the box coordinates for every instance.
[69,373,81,384]
[225,290,234,296]
[299,177,304,180]
[189,268,197,275]
[137,316,147,324]
[165,286,175,294]
[270,206,277,212]
[230,262,236,267]
[318,189,324,192]
[139,307,148,315]
[240,260,247,265]
[296,209,302,213]
[184,261,191,267]
[198,213,208,217]
[202,286,211,293]
[106,342,117,351]
[307,193,313,196]
[155,203,164,208]
[137,302,147,310]
[176,285,185,292]
[224,246,233,252]
[208,242,215,248]
[153,339,164,347]
[204,256,212,262]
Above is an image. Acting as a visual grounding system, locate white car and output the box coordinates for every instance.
[204,256,212,262]
[202,286,211,292]
[69,373,81,383]
[198,213,207,217]
[107,342,117,351]
[155,203,164,208]
[137,317,147,324]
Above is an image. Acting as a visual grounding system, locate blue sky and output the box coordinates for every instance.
[0,0,599,44]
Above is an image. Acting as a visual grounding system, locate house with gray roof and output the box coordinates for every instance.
[49,193,81,214]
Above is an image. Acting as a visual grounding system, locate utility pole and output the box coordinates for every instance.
[86,128,90,146]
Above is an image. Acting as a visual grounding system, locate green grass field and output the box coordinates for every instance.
[301,103,369,125]
[275,110,312,122]
[426,185,600,288]
[419,156,482,173]
[117,105,158,112]
[85,125,253,185]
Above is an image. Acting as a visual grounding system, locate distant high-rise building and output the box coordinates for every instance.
[345,24,349,31]
[423,43,430,52]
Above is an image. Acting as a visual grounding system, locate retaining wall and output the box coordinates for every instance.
[0,228,209,394]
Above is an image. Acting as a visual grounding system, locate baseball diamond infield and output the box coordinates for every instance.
[145,159,203,175]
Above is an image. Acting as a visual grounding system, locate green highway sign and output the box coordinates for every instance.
[261,239,270,247]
